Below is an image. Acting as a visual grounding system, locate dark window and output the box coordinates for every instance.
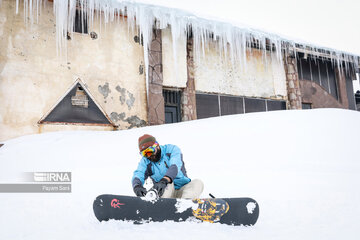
[244,98,266,113]
[196,94,219,119]
[196,93,286,119]
[220,96,244,115]
[297,56,303,80]
[267,100,287,111]
[311,59,321,86]
[318,60,329,90]
[298,55,338,100]
[300,58,312,81]
[163,90,181,123]
[74,9,88,34]
[302,103,312,109]
[345,74,356,110]
[327,62,338,100]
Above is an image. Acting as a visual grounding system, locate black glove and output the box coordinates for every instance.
[133,185,147,197]
[153,178,169,197]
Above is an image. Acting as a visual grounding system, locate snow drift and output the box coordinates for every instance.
[0,109,360,239]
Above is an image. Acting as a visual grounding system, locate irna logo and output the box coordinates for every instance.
[33,172,71,182]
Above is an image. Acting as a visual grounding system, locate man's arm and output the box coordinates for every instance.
[132,159,147,188]
[164,145,183,182]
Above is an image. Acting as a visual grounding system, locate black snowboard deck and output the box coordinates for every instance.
[93,194,259,226]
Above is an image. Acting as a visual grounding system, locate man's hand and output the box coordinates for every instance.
[163,176,171,183]
[133,185,147,197]
[153,178,169,197]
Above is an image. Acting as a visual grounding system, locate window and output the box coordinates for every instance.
[302,103,312,109]
[244,98,266,113]
[267,100,287,111]
[196,93,286,119]
[163,89,182,124]
[196,94,219,119]
[220,96,244,116]
[297,54,338,100]
[74,9,88,34]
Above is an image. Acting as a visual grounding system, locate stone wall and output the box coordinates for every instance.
[147,29,165,125]
[181,37,197,121]
[283,54,302,109]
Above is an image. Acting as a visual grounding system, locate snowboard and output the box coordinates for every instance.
[93,194,259,226]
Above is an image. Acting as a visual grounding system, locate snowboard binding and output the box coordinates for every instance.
[144,188,159,202]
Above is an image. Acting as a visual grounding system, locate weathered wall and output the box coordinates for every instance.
[300,80,343,108]
[194,41,287,99]
[0,0,147,141]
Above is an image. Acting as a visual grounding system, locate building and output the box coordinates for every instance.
[0,0,359,141]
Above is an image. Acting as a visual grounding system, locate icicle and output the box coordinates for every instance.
[16,0,19,14]
[14,0,359,84]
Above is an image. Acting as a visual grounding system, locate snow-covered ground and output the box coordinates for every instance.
[0,108,360,240]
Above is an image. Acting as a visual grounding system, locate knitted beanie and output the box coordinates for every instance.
[138,134,156,151]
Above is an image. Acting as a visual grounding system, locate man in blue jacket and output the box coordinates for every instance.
[132,134,204,198]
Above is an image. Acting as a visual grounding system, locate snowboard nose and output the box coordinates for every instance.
[93,195,109,222]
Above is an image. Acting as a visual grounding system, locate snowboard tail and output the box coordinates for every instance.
[93,194,259,226]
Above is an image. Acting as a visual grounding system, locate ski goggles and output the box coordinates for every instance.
[140,142,159,158]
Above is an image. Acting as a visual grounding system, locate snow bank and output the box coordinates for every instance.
[0,108,360,239]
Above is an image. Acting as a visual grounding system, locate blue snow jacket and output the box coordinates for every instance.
[132,144,191,190]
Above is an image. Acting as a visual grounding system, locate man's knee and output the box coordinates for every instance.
[190,179,204,194]
[179,179,204,199]
[161,182,175,198]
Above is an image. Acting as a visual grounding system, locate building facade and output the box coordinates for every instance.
[0,0,359,141]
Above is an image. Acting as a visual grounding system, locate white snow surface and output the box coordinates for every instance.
[246,202,257,214]
[0,108,360,239]
[175,199,198,213]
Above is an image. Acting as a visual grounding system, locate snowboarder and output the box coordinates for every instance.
[132,134,204,199]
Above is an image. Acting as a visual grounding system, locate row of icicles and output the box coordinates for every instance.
[13,0,359,81]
